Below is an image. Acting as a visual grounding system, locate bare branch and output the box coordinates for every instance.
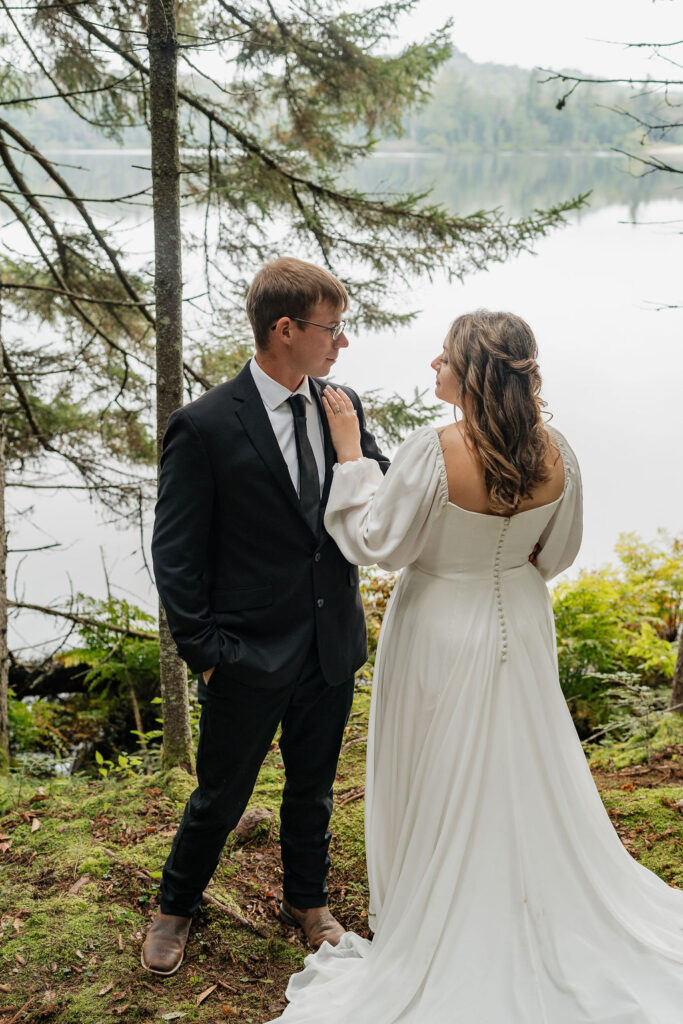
[0,184,153,204]
[7,600,158,640]
[1,281,153,308]
[537,68,683,87]
[0,69,137,106]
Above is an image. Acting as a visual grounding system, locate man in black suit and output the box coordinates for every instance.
[141,257,389,975]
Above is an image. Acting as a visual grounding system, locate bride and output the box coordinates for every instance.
[266,310,683,1023]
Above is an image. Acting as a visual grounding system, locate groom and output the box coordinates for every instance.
[142,257,389,975]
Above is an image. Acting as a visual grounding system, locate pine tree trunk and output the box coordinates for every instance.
[148,0,193,773]
[670,626,683,715]
[0,292,10,774]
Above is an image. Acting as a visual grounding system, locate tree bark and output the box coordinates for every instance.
[147,0,193,773]
[0,290,9,774]
[670,626,683,714]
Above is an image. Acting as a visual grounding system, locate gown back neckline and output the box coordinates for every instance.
[432,427,567,520]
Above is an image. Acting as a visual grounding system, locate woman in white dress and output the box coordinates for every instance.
[266,310,683,1024]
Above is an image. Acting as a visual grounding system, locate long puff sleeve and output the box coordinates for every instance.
[324,426,449,571]
[535,428,583,582]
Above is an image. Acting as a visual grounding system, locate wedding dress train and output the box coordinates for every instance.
[266,426,683,1023]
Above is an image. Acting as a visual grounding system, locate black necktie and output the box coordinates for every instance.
[287,394,320,534]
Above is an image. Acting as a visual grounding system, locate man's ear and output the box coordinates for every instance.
[272,316,294,348]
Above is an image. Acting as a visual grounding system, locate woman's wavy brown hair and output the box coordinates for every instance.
[445,310,552,515]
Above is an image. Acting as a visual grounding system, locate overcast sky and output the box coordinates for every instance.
[394,0,681,79]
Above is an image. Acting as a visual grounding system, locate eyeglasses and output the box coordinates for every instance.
[271,317,347,341]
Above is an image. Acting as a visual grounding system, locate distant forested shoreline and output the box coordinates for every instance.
[398,50,683,153]
[13,49,683,156]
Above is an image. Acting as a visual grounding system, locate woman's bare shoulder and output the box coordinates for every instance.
[434,421,467,448]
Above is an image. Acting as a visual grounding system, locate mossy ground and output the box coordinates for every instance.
[1,693,681,1023]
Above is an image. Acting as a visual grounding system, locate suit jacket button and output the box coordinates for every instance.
[317,598,325,608]
[314,552,321,562]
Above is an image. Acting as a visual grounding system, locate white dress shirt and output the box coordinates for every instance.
[249,356,326,496]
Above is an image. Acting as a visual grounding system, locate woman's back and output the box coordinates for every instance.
[437,421,565,516]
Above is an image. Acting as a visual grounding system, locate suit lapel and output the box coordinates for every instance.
[310,378,336,506]
[232,362,318,533]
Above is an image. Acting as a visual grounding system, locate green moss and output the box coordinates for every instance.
[588,712,683,770]
[600,785,683,886]
[7,687,680,1021]
[155,766,197,805]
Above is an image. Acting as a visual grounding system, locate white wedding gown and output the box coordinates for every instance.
[266,426,683,1024]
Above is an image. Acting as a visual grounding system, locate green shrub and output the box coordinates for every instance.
[552,530,681,739]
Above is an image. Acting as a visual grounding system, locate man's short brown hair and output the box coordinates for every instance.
[246,257,348,350]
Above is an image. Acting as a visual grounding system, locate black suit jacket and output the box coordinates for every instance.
[151,361,390,688]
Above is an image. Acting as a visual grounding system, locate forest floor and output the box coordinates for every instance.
[1,690,683,1024]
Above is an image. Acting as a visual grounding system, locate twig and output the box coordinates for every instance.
[201,891,269,937]
[340,735,367,754]
[7,998,34,1024]
[336,786,365,807]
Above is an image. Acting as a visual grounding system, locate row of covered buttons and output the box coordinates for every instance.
[493,518,511,662]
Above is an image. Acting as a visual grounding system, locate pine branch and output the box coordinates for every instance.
[0,193,143,372]
[0,0,130,131]
[0,117,156,328]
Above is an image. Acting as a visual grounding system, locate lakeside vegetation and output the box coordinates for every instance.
[6,531,681,780]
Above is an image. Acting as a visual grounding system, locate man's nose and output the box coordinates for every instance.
[335,332,349,349]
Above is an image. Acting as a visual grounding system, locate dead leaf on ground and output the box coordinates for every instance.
[31,818,41,833]
[0,982,10,992]
[68,875,91,895]
[196,983,217,1006]
[117,932,124,952]
[0,842,12,854]
[98,982,114,996]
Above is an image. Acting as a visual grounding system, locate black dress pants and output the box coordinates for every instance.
[160,645,355,917]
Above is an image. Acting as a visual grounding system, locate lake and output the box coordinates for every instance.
[5,149,683,652]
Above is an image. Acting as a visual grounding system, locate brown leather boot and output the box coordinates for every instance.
[140,909,192,976]
[279,899,345,948]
